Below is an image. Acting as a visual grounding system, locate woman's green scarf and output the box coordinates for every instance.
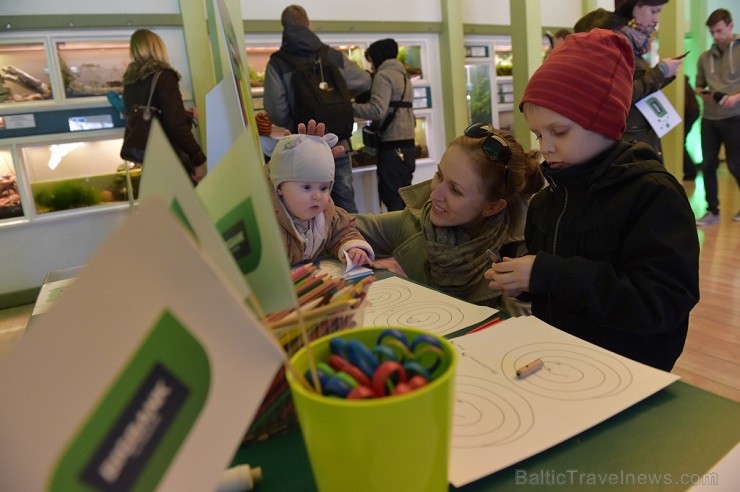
[420,200,508,301]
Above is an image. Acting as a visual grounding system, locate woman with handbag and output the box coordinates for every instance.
[353,38,415,211]
[121,29,206,185]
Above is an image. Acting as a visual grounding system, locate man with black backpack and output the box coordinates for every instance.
[264,5,371,213]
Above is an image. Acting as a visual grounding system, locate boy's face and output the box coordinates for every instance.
[523,104,614,170]
[277,181,332,220]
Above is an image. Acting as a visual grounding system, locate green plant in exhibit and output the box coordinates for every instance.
[35,181,102,212]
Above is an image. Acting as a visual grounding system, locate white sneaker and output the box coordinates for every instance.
[696,212,720,226]
[734,211,740,222]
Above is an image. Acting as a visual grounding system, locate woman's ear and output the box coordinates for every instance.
[482,198,507,217]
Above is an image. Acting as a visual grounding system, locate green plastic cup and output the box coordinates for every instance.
[286,327,457,492]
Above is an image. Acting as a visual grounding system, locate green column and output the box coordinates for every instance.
[658,0,684,179]
[179,0,216,149]
[439,0,468,144]
[582,0,599,16]
[510,0,542,150]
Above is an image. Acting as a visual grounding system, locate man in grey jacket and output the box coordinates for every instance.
[263,5,370,213]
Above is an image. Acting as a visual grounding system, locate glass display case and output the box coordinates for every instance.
[465,62,494,126]
[0,41,54,103]
[20,135,135,215]
[55,40,128,99]
[0,148,24,220]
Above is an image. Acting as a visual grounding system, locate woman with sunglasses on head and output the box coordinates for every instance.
[354,123,544,309]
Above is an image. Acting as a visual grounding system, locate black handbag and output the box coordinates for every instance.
[361,76,412,155]
[120,71,162,163]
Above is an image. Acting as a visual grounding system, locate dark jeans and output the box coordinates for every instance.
[331,139,357,213]
[377,140,416,211]
[700,116,740,214]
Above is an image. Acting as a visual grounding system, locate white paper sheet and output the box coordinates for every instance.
[356,276,497,336]
[447,316,679,487]
[31,277,76,316]
[316,253,374,280]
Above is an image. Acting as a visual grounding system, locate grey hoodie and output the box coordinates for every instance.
[696,35,740,120]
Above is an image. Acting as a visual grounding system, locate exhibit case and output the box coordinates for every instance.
[0,28,194,299]
[464,35,549,134]
[245,33,445,213]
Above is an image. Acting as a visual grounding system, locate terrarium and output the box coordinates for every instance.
[398,45,423,80]
[0,41,53,103]
[20,136,137,215]
[0,148,24,219]
[55,40,129,99]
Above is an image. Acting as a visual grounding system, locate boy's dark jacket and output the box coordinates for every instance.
[526,141,699,371]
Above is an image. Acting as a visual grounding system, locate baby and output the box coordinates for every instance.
[268,134,374,267]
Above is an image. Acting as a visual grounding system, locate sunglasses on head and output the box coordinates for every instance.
[464,122,512,197]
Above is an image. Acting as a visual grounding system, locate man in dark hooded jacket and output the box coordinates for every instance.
[263,5,370,213]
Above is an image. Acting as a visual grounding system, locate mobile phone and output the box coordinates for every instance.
[676,51,690,59]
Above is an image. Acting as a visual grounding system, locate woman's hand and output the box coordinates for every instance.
[191,162,206,183]
[662,57,683,78]
[484,255,535,297]
[370,257,408,277]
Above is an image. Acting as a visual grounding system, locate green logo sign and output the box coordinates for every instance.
[50,310,211,491]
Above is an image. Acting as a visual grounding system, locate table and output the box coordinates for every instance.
[232,369,739,491]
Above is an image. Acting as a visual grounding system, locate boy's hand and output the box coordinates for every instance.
[484,255,535,297]
[347,248,370,266]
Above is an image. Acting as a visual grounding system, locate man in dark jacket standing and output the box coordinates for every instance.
[263,5,371,213]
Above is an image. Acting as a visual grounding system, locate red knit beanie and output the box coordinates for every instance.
[520,28,634,141]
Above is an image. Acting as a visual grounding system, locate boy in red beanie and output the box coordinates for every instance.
[485,29,699,371]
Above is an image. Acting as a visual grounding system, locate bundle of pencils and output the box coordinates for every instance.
[266,263,374,340]
[244,264,375,442]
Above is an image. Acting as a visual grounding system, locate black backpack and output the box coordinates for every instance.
[271,45,354,141]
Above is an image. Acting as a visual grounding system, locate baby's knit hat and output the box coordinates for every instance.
[268,134,336,191]
[519,28,634,141]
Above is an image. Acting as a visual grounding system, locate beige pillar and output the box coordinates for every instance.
[658,0,684,178]
[179,0,216,148]
[439,0,468,144]
[510,0,542,150]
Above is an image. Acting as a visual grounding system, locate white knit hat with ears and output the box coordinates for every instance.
[268,133,337,191]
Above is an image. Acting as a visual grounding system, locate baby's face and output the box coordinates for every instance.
[523,104,614,170]
[278,181,332,220]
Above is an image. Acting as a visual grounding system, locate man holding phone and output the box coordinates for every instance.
[695,8,740,226]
